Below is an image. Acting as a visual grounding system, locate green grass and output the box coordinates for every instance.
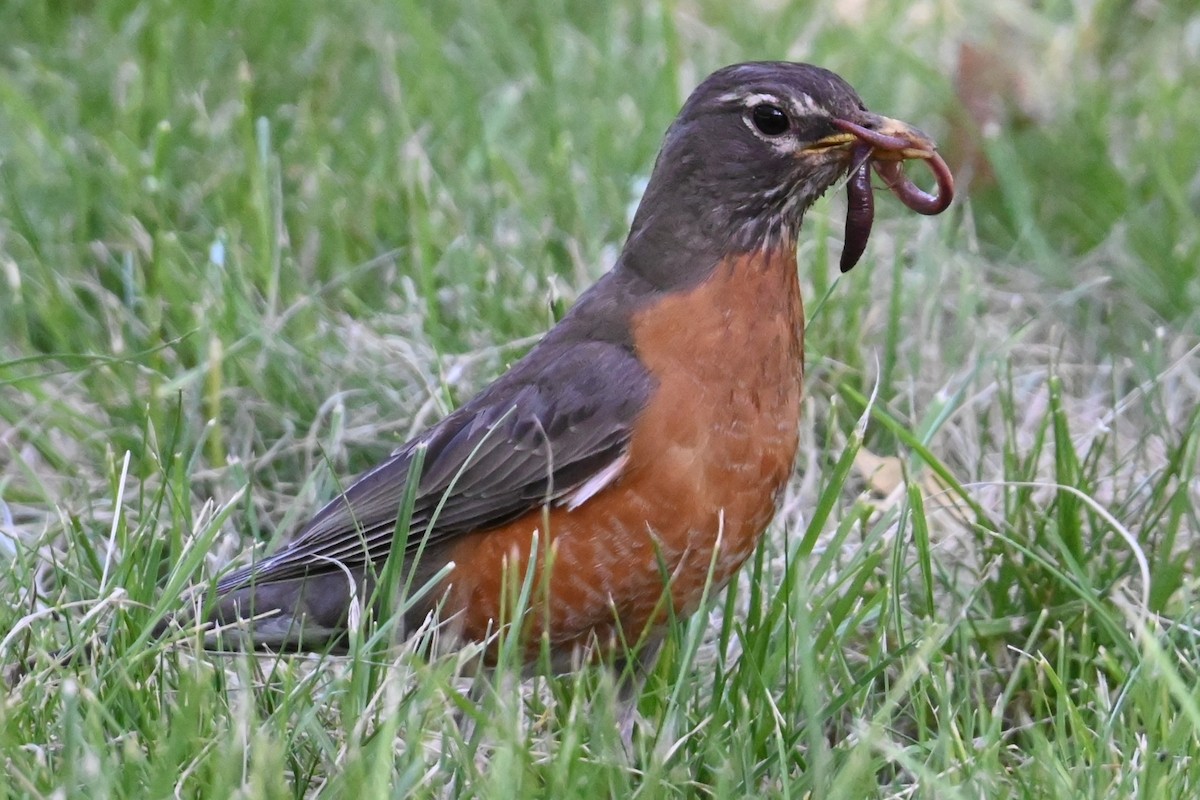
[3,0,1199,797]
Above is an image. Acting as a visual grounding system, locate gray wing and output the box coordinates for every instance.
[216,339,653,592]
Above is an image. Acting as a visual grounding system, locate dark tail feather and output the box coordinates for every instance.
[155,571,374,652]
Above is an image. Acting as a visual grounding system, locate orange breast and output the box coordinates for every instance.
[440,249,805,657]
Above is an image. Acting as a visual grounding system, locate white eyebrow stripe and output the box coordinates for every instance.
[717,90,784,106]
[721,90,831,119]
[740,91,783,107]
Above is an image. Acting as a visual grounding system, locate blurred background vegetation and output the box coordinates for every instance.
[2,1,1198,797]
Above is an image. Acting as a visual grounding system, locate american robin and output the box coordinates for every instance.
[185,62,953,667]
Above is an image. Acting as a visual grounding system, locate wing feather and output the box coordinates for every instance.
[216,339,652,593]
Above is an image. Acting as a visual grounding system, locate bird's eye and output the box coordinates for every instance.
[750,104,790,136]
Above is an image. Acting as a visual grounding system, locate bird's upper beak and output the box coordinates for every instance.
[804,114,938,162]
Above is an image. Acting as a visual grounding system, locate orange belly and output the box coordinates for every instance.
[440,249,805,656]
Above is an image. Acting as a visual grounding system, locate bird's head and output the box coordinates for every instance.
[626,62,952,272]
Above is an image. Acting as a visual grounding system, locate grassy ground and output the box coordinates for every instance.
[2,0,1199,797]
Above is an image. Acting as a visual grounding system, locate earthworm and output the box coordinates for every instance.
[840,142,875,273]
[874,154,954,215]
[830,117,955,271]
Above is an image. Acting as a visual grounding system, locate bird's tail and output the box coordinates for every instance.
[154,571,374,651]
